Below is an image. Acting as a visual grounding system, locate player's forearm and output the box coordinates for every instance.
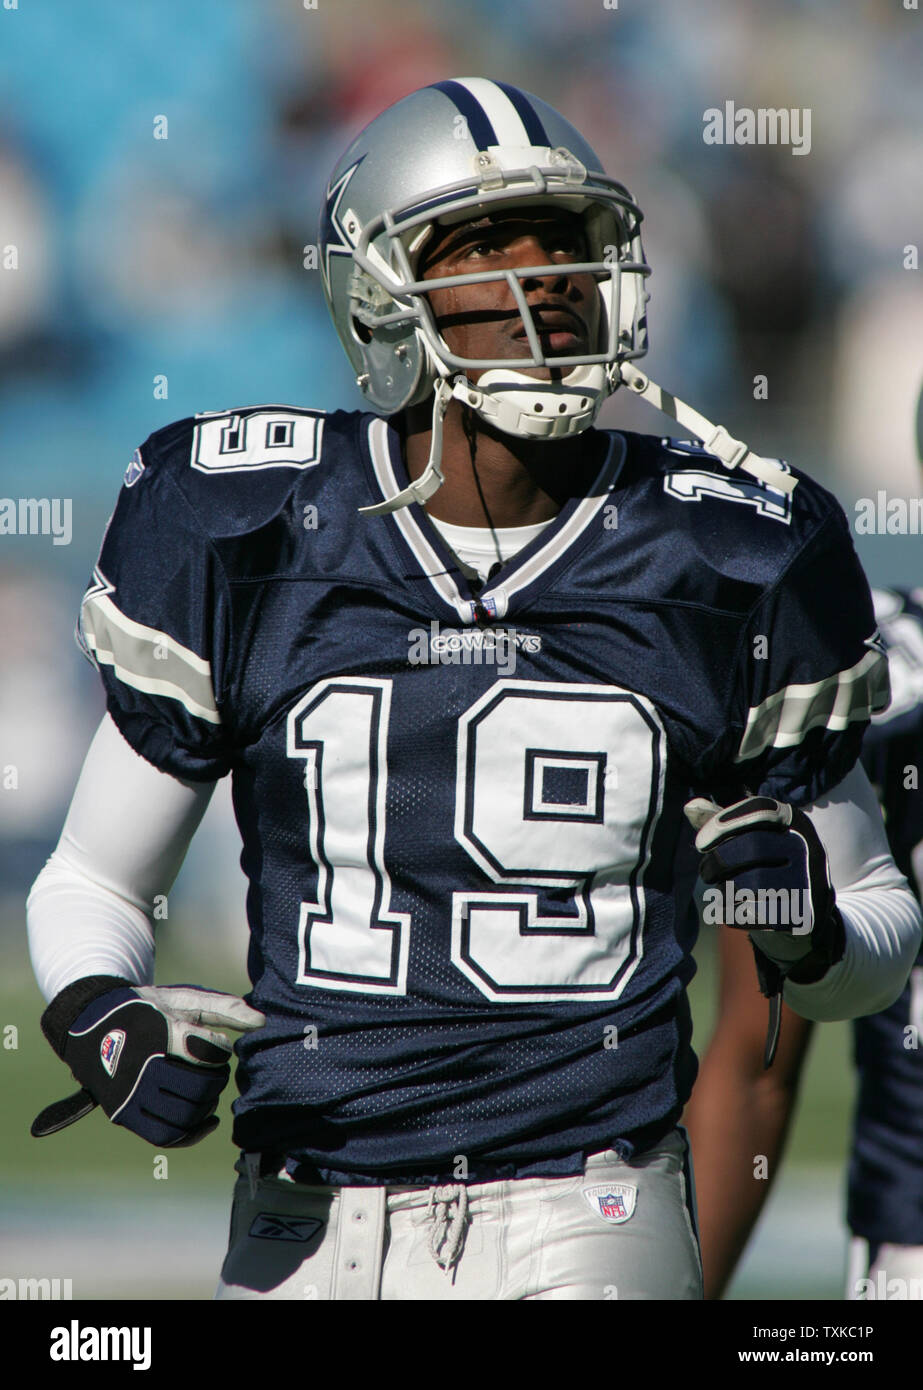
[771,765,923,1021]
[26,712,217,1002]
[686,1048,805,1299]
[782,880,921,1021]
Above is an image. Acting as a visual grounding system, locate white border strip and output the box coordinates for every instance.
[737,645,889,763]
[81,591,220,724]
[454,78,533,147]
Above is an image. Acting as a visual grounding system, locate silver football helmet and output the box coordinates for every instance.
[319,78,796,512]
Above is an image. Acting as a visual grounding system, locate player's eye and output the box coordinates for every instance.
[462,240,499,258]
[549,234,584,258]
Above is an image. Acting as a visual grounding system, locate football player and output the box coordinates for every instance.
[847,586,923,1299]
[686,393,923,1301]
[26,79,922,1301]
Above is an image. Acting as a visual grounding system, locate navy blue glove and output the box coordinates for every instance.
[685,794,845,976]
[685,795,846,1064]
[34,975,264,1147]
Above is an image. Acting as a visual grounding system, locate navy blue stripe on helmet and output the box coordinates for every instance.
[405,186,480,220]
[429,80,497,150]
[493,82,550,146]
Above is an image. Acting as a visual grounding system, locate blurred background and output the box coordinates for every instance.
[1,0,920,1300]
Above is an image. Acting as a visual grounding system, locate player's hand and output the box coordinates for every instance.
[33,976,264,1147]
[683,795,845,986]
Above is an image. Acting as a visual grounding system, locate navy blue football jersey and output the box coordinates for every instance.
[77,406,888,1184]
[848,587,923,1245]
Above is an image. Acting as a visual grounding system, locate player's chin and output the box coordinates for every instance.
[508,330,589,373]
[507,362,579,383]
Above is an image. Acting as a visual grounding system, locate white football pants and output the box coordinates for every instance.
[846,1238,923,1299]
[216,1126,702,1300]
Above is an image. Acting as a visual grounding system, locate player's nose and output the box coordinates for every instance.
[506,237,579,296]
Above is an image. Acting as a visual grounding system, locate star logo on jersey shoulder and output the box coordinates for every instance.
[864,628,887,658]
[123,448,146,488]
[321,156,366,291]
[75,566,115,665]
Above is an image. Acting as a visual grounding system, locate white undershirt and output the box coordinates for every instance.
[27,714,922,1022]
[427,516,553,583]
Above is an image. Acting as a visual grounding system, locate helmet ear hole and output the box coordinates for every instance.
[351,316,374,346]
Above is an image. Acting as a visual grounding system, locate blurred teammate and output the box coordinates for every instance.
[687,389,923,1301]
[847,585,923,1299]
[26,80,921,1300]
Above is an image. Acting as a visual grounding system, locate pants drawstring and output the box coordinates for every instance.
[426,1184,470,1277]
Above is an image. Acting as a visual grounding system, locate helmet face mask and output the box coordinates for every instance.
[320,80,651,435]
[409,206,603,384]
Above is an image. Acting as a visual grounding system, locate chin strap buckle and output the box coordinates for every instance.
[617,363,798,497]
[702,424,750,470]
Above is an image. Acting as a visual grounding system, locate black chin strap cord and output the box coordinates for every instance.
[461,402,478,471]
[462,405,503,579]
[460,407,497,626]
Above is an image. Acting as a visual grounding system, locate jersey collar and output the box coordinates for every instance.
[363,415,625,625]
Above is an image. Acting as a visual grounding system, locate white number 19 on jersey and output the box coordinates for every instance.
[286,677,665,1003]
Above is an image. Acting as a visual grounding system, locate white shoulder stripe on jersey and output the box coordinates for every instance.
[453,78,534,147]
[736,644,890,764]
[80,591,220,724]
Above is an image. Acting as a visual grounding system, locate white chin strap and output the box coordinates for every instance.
[359,361,797,517]
[458,364,607,440]
[617,363,798,495]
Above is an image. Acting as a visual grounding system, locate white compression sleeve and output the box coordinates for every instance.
[27,713,217,1001]
[777,764,923,1021]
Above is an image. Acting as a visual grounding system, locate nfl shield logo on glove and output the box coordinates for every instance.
[99,1029,126,1078]
[583,1183,637,1224]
